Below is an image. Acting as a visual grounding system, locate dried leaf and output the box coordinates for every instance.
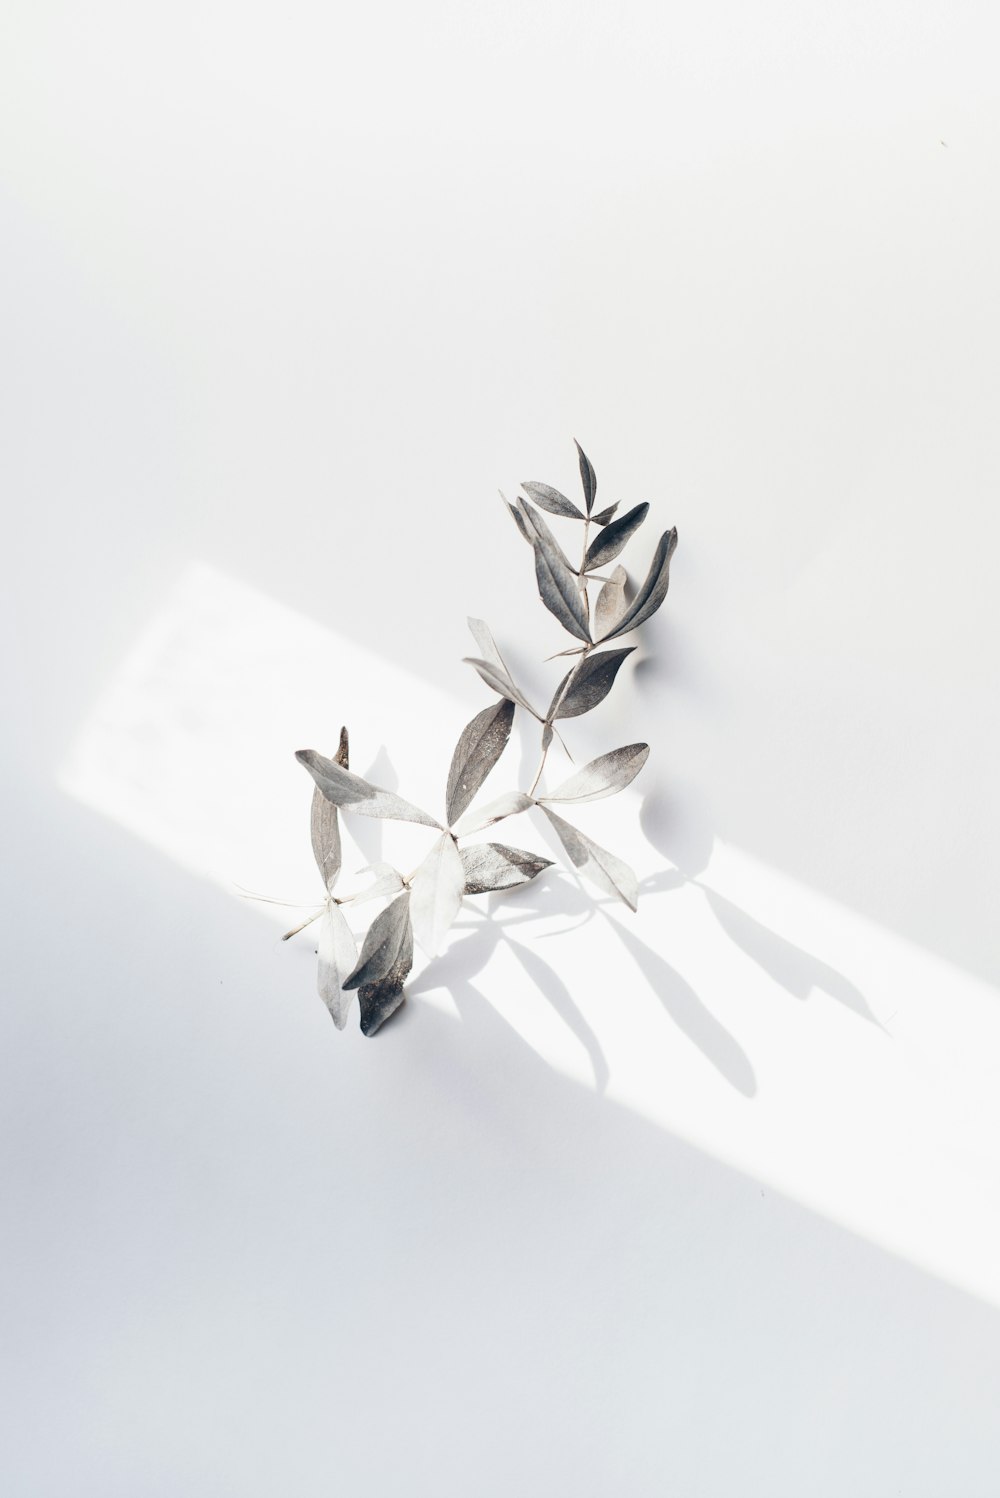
[548,647,636,720]
[533,540,591,643]
[467,617,508,674]
[344,890,412,991]
[592,503,619,526]
[310,725,349,893]
[461,842,554,895]
[599,527,678,641]
[515,496,577,571]
[542,807,639,910]
[594,565,628,638]
[539,743,650,804]
[344,892,413,1035]
[409,833,466,956]
[504,498,531,542]
[575,439,597,514]
[522,481,584,520]
[463,657,539,718]
[585,503,649,571]
[351,863,405,904]
[316,901,358,1029]
[445,698,515,825]
[451,791,534,837]
[296,749,441,829]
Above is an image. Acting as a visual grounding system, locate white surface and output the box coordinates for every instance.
[3,3,1000,1494]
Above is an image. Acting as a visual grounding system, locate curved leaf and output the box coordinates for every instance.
[467,617,508,674]
[592,503,619,527]
[548,647,635,720]
[409,833,465,957]
[539,743,650,804]
[594,565,628,638]
[451,791,534,837]
[344,890,412,991]
[310,725,349,893]
[462,657,539,718]
[446,698,515,825]
[585,503,649,571]
[522,481,584,520]
[350,863,405,905]
[542,807,638,911]
[296,749,441,829]
[533,539,591,643]
[461,842,554,895]
[504,497,531,542]
[515,497,577,571]
[599,527,678,641]
[316,901,358,1029]
[574,439,597,514]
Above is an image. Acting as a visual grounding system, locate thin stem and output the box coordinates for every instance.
[281,907,324,941]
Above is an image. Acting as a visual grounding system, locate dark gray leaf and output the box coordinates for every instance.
[515,497,577,571]
[548,647,636,720]
[461,842,554,895]
[296,749,441,828]
[451,791,534,837]
[522,481,585,520]
[594,565,628,638]
[316,901,358,1029]
[533,540,592,643]
[358,904,413,1036]
[310,725,349,893]
[462,657,539,718]
[409,832,465,956]
[344,890,412,991]
[592,503,619,526]
[541,807,639,910]
[445,698,515,825]
[585,503,649,571]
[574,439,597,514]
[539,743,650,804]
[599,527,678,641]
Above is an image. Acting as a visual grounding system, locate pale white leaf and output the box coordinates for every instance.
[541,807,639,910]
[316,901,358,1029]
[539,743,650,804]
[594,565,628,638]
[296,749,441,828]
[409,833,465,957]
[451,791,534,837]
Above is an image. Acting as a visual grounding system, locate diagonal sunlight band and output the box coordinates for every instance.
[58,562,1000,1310]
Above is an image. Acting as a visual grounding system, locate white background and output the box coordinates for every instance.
[2,2,1000,1493]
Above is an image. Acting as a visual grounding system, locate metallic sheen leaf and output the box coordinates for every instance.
[446,698,515,825]
[521,481,585,520]
[599,527,678,641]
[594,565,628,638]
[451,791,534,837]
[409,833,466,957]
[462,657,538,718]
[296,749,442,828]
[310,726,348,893]
[575,439,597,514]
[541,807,639,911]
[585,503,649,571]
[316,901,358,1029]
[592,503,619,526]
[548,647,636,720]
[533,540,592,643]
[344,890,412,991]
[460,842,554,895]
[539,743,650,804]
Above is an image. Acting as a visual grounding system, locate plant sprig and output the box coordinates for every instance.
[291,441,678,1035]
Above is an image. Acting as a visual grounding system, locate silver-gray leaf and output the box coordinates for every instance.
[462,657,539,718]
[541,807,639,911]
[350,864,405,905]
[296,749,442,828]
[451,791,534,837]
[344,890,412,992]
[515,499,589,638]
[505,499,531,542]
[515,496,577,572]
[539,743,650,804]
[409,832,465,957]
[461,842,554,895]
[594,565,628,638]
[599,527,678,641]
[316,901,358,1029]
[467,617,507,673]
[445,698,515,825]
[310,725,349,893]
[521,481,585,520]
[575,439,597,514]
[585,503,649,571]
[592,503,619,526]
[357,899,413,1036]
[548,646,636,720]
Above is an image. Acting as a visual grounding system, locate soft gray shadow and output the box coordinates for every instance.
[640,784,879,1030]
[348,746,400,867]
